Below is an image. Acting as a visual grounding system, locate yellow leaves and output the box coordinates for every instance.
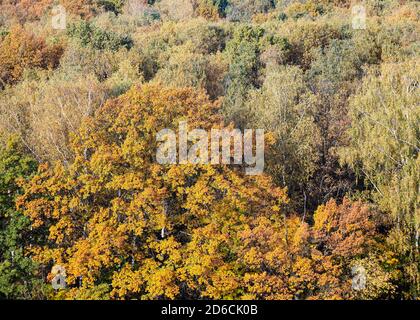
[48,215,76,244]
[385,3,419,24]
[166,165,187,195]
[288,216,310,250]
[148,237,183,265]
[51,208,127,286]
[244,272,292,300]
[113,253,182,300]
[19,199,48,228]
[182,223,231,291]
[313,199,338,233]
[195,0,220,21]
[204,266,240,300]
[289,256,316,293]
[243,247,263,270]
[144,267,179,300]
[20,83,377,300]
[285,0,327,19]
[350,254,398,300]
[55,284,111,300]
[184,175,215,217]
[111,266,143,299]
[272,205,281,212]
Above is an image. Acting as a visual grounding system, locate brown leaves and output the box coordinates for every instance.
[313,198,377,258]
[0,25,63,88]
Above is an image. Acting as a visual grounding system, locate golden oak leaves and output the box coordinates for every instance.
[18,84,289,299]
[17,84,380,300]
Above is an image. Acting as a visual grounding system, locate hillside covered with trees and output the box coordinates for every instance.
[0,0,418,300]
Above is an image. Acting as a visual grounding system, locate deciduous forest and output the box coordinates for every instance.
[0,0,418,300]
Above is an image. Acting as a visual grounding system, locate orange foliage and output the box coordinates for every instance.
[0,0,53,22]
[0,25,63,87]
[313,198,377,258]
[0,0,98,22]
[17,84,288,299]
[17,84,382,300]
[60,0,98,18]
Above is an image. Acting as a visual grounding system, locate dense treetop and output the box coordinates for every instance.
[0,0,418,299]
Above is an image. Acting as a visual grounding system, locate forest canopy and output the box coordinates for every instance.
[0,0,418,300]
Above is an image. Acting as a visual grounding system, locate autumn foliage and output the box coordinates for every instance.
[0,0,418,300]
[0,25,63,88]
[14,85,384,300]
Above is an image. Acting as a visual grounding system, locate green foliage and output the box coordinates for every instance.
[342,60,419,230]
[67,20,133,51]
[341,60,419,297]
[134,19,227,84]
[153,43,218,94]
[245,65,320,196]
[309,39,367,85]
[212,0,229,16]
[97,0,126,14]
[223,25,265,125]
[225,0,276,21]
[0,137,47,299]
